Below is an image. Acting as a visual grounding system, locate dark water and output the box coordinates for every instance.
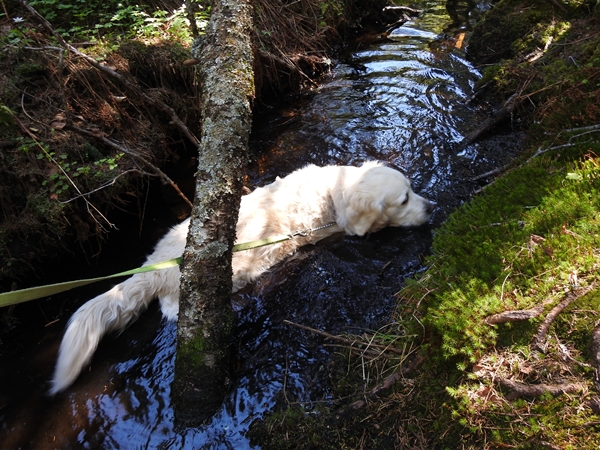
[0,1,524,448]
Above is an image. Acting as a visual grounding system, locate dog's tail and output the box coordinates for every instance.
[50,220,187,395]
[49,267,180,395]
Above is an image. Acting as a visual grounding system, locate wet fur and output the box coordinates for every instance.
[50,161,433,394]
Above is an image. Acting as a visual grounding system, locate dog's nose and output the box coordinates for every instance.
[426,201,435,215]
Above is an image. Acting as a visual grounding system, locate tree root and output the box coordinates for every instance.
[485,305,546,324]
[497,377,585,401]
[531,285,593,352]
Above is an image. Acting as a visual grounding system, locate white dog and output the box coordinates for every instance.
[50,162,433,394]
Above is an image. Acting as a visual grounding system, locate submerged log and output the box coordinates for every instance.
[173,0,254,428]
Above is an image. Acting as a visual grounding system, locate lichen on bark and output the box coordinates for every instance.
[172,0,254,428]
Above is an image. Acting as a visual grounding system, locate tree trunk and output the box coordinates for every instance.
[173,0,254,428]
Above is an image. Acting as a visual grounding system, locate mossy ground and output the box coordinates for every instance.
[250,1,600,448]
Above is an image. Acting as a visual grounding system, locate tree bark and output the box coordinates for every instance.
[173,0,254,428]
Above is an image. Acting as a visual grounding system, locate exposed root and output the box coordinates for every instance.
[532,285,594,353]
[496,377,586,401]
[485,305,546,324]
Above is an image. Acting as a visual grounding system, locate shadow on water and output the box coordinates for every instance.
[0,1,524,448]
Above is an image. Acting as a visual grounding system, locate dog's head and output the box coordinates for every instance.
[337,162,434,236]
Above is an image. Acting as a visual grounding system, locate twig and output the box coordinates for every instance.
[283,320,406,355]
[334,354,424,418]
[2,0,11,20]
[473,124,600,187]
[11,112,115,230]
[531,285,594,352]
[19,0,200,148]
[66,124,194,210]
[60,169,149,204]
[528,125,600,162]
[472,164,510,181]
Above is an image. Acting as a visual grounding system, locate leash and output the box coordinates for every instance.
[0,222,337,308]
[232,222,336,251]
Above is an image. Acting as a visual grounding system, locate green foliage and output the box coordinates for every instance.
[16,138,124,198]
[396,148,600,448]
[318,0,344,27]
[27,0,209,42]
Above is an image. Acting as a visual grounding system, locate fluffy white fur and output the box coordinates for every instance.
[50,161,433,394]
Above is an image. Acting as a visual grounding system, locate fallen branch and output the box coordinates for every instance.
[531,285,594,352]
[497,377,585,401]
[19,0,200,148]
[485,305,546,324]
[458,92,520,150]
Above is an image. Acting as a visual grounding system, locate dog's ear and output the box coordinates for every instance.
[338,191,383,236]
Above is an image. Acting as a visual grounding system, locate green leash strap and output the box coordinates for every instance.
[0,222,336,308]
[0,258,182,308]
[231,222,335,251]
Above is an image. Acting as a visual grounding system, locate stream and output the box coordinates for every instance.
[0,1,526,448]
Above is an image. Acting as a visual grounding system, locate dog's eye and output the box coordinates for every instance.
[401,193,409,205]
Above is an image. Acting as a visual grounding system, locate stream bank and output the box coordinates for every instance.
[250,1,600,449]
